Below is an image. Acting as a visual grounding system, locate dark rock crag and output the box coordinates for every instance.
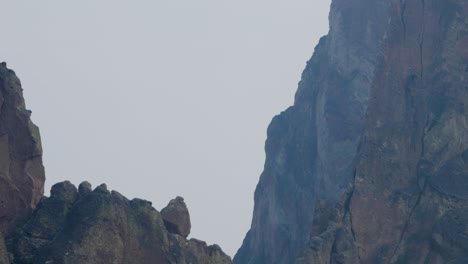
[236,0,468,263]
[0,62,231,263]
[6,181,231,264]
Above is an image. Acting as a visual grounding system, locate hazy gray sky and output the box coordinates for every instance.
[2,0,330,256]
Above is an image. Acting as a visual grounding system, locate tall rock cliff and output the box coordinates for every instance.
[347,0,468,262]
[235,0,392,262]
[0,63,231,263]
[235,0,468,263]
[0,63,45,236]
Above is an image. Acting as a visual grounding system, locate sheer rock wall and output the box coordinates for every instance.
[236,0,468,263]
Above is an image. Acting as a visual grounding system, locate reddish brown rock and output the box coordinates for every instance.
[161,196,191,238]
[0,62,45,235]
[348,0,468,262]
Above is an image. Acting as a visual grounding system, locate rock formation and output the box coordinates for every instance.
[2,0,467,261]
[6,182,231,264]
[0,62,231,263]
[0,63,45,236]
[236,0,468,263]
[161,196,191,238]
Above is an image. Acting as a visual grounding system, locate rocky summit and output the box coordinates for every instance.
[0,63,231,264]
[236,0,468,263]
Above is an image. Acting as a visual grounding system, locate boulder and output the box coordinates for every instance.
[161,196,191,238]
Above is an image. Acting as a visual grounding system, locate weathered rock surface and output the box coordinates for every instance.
[346,0,468,262]
[0,234,9,264]
[0,63,45,235]
[6,181,231,264]
[161,196,191,237]
[235,0,392,262]
[169,236,232,264]
[77,181,91,195]
[236,0,468,263]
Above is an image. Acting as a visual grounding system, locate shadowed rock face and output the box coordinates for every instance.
[236,0,468,263]
[6,182,231,264]
[0,63,45,236]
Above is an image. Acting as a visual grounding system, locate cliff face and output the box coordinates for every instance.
[0,63,231,264]
[235,0,392,263]
[236,0,468,263]
[349,0,468,262]
[0,63,45,236]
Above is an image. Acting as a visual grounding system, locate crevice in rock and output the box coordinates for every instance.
[388,0,428,252]
[388,113,430,263]
[342,169,360,263]
[400,0,407,38]
[329,231,339,264]
[419,0,426,79]
[388,172,427,263]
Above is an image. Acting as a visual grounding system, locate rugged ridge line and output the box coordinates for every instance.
[0,63,232,264]
[6,181,232,264]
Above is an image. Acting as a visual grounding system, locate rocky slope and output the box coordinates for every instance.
[236,0,468,263]
[0,63,231,264]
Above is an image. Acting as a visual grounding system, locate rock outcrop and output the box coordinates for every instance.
[0,63,45,236]
[236,0,468,263]
[6,182,231,264]
[161,196,191,238]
